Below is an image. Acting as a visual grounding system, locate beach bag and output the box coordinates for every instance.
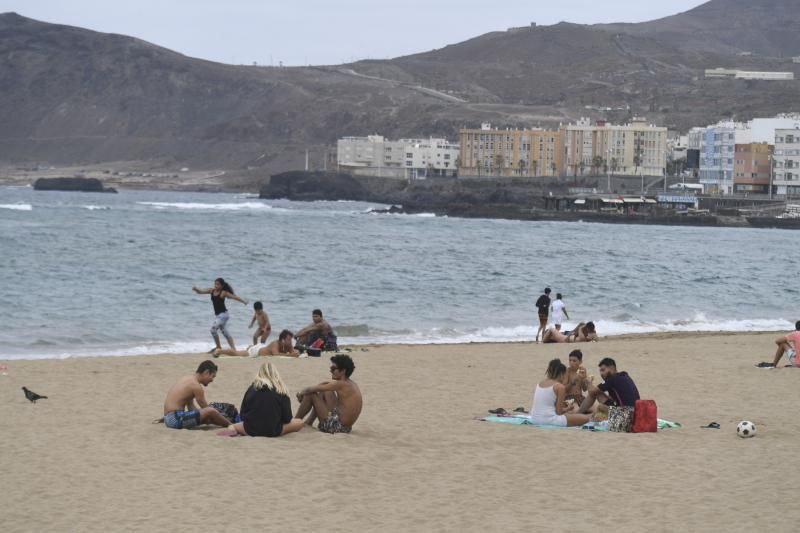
[632,400,658,433]
[307,337,325,357]
[210,402,240,423]
[608,406,634,433]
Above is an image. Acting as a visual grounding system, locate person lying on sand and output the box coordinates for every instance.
[217,362,304,438]
[543,321,598,343]
[162,360,231,429]
[577,357,640,415]
[214,330,300,358]
[530,358,592,427]
[295,354,362,434]
[764,320,800,368]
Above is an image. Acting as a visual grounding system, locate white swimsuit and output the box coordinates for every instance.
[530,384,567,427]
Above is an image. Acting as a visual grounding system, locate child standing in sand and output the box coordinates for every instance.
[249,301,271,345]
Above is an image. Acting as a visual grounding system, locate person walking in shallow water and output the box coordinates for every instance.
[193,277,248,352]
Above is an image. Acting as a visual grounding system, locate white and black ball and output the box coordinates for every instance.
[736,420,756,438]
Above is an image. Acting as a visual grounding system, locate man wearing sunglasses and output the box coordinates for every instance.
[295,354,362,434]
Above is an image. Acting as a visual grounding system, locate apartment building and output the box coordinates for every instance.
[704,68,795,80]
[337,135,459,179]
[733,143,773,194]
[561,118,667,177]
[698,121,751,194]
[458,123,563,177]
[773,127,800,196]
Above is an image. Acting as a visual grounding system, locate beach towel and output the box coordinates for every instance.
[216,354,307,360]
[478,413,680,431]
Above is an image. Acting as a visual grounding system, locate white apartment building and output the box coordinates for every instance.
[774,126,800,196]
[705,68,795,80]
[698,120,751,194]
[337,135,459,179]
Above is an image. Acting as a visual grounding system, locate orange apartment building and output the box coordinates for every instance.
[458,123,564,177]
[733,142,773,194]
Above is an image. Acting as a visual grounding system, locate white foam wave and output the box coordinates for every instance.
[82,205,110,211]
[137,201,276,211]
[0,203,32,211]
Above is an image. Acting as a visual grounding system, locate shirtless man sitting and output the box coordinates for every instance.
[213,330,300,358]
[295,354,362,434]
[295,309,333,349]
[162,360,232,429]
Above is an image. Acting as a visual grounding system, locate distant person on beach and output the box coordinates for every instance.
[535,288,552,342]
[550,293,569,330]
[193,278,248,352]
[295,309,335,352]
[295,354,362,434]
[249,301,271,345]
[766,320,800,367]
[217,361,304,437]
[530,358,592,427]
[213,330,300,358]
[563,349,590,404]
[542,321,598,343]
[163,360,232,429]
[578,357,640,414]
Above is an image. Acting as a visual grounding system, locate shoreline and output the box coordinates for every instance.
[0,329,786,362]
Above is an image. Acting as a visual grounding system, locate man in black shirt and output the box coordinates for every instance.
[534,287,552,343]
[578,357,640,414]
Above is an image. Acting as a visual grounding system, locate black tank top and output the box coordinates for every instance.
[211,291,227,315]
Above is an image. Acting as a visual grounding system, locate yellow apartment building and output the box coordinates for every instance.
[458,123,563,177]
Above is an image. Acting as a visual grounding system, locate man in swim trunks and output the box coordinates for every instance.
[768,320,800,367]
[534,288,551,343]
[163,360,232,429]
[213,330,300,358]
[295,354,362,434]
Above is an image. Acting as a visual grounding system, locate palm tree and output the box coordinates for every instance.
[532,159,539,177]
[592,155,604,176]
[579,160,586,176]
[518,159,526,176]
[494,154,505,177]
[551,162,557,176]
[610,158,619,175]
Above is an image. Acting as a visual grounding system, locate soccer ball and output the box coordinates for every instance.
[736,420,756,438]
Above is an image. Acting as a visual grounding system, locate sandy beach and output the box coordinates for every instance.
[2,331,799,532]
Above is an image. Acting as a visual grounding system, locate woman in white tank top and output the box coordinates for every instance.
[531,359,593,427]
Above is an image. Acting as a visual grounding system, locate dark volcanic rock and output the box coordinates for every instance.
[33,177,117,193]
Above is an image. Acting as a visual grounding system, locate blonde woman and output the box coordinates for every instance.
[217,362,304,437]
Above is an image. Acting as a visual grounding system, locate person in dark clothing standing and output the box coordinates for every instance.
[217,361,304,437]
[534,287,552,343]
[578,357,640,414]
[193,277,248,352]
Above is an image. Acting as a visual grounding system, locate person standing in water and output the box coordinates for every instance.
[193,278,248,352]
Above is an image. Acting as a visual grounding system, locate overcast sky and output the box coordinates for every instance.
[1,0,708,65]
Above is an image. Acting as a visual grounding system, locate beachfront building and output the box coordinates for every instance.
[337,135,459,179]
[561,117,668,177]
[698,120,751,194]
[773,127,800,196]
[733,143,773,194]
[458,123,563,178]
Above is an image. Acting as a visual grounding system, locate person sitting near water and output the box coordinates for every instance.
[763,320,800,368]
[530,358,592,427]
[213,329,300,358]
[577,357,640,414]
[542,321,598,343]
[563,349,590,405]
[295,309,336,353]
[162,360,232,429]
[217,361,304,437]
[295,354,362,434]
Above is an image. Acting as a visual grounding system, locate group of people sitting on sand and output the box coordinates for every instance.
[529,350,640,427]
[192,278,337,358]
[162,354,362,436]
[534,287,598,344]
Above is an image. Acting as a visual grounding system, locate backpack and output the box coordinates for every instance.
[632,400,658,433]
[210,402,240,424]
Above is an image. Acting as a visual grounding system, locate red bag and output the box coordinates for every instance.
[632,400,658,433]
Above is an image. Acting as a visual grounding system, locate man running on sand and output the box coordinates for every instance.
[163,360,232,429]
[295,354,362,434]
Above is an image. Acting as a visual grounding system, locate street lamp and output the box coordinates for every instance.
[606,148,612,193]
[768,154,774,200]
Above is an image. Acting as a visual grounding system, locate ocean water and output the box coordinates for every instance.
[0,185,797,360]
